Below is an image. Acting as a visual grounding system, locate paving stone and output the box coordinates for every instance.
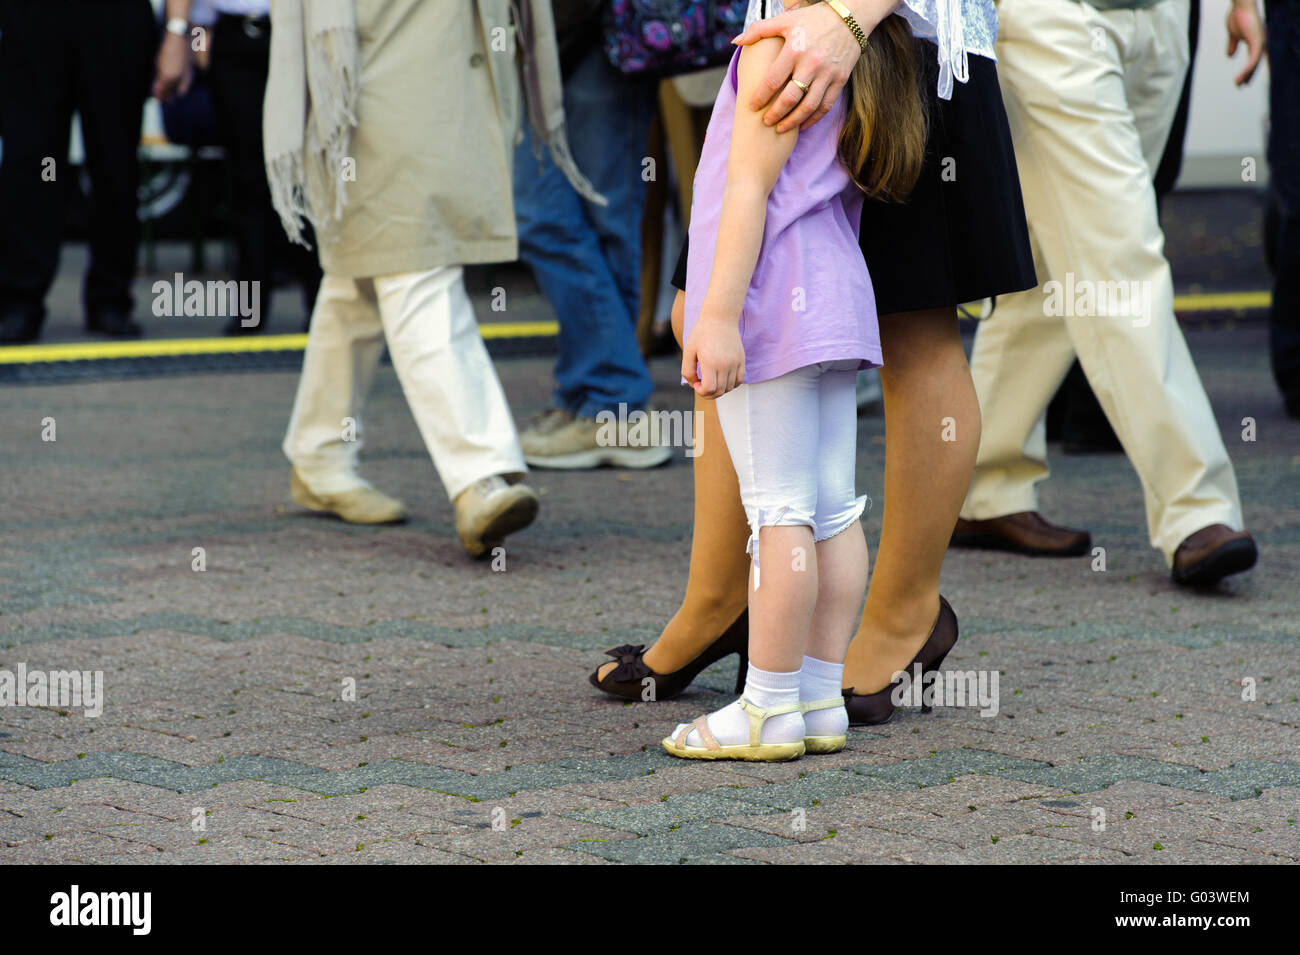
[2,321,1298,863]
[566,788,768,836]
[1104,838,1289,864]
[565,822,789,864]
[869,804,1090,849]
[732,826,965,864]
[310,839,478,864]
[715,800,937,843]
[485,846,613,864]
[937,833,1131,864]
[420,815,635,861]
[557,764,758,804]
[148,836,321,864]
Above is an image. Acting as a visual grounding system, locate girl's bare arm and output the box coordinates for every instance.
[684,36,800,397]
[698,36,800,324]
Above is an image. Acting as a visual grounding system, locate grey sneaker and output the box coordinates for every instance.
[520,407,673,470]
[525,407,575,437]
[453,475,540,558]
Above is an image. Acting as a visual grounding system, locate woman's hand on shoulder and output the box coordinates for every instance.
[732,0,897,132]
[682,314,746,398]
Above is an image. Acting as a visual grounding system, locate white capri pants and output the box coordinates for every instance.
[714,359,869,587]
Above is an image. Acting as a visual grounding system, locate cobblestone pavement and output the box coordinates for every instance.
[1,322,1297,864]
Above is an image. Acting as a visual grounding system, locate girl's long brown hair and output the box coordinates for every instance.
[836,13,928,202]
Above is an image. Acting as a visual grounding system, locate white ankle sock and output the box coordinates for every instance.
[800,655,848,739]
[674,663,804,748]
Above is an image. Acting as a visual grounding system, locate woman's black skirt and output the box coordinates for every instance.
[671,43,1037,315]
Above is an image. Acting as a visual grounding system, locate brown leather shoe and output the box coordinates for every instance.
[1171,524,1257,586]
[951,511,1091,557]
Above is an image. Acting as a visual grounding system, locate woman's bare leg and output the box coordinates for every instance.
[597,291,751,680]
[841,307,979,692]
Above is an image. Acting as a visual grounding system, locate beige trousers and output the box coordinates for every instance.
[961,0,1244,563]
[283,266,526,501]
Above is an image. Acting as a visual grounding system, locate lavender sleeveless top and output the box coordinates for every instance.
[683,48,881,385]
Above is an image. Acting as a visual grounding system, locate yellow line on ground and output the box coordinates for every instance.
[1173,291,1271,311]
[0,320,562,365]
[0,295,1269,366]
[0,334,309,364]
[480,320,560,338]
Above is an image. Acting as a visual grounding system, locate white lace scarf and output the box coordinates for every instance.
[744,0,785,30]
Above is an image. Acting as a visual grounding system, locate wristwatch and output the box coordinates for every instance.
[165,17,190,37]
[823,0,870,52]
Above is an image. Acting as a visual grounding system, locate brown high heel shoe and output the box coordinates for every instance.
[589,611,748,702]
[842,596,959,726]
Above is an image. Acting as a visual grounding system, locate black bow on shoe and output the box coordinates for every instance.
[603,644,651,683]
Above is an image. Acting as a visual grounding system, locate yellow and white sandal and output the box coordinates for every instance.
[661,698,806,762]
[801,698,848,754]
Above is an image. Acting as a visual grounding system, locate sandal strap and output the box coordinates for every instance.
[738,698,803,747]
[691,715,721,751]
[801,697,846,714]
[672,723,692,750]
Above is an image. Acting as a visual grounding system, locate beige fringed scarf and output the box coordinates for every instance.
[264,0,605,247]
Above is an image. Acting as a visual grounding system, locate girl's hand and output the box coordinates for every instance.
[682,316,746,398]
[733,0,897,132]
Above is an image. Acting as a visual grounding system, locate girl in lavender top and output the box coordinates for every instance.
[662,1,930,761]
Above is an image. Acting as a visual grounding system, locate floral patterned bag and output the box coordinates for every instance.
[602,0,751,77]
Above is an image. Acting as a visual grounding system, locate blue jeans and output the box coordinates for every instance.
[512,47,658,418]
[1267,0,1300,404]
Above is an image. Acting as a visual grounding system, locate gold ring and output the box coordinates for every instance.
[791,78,810,94]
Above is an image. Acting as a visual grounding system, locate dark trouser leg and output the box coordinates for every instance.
[1267,0,1300,413]
[1153,0,1199,205]
[0,1,75,328]
[72,0,155,319]
[209,14,321,332]
[210,14,272,329]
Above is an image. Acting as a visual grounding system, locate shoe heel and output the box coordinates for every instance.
[918,648,952,715]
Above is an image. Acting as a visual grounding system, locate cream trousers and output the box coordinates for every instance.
[283,266,526,501]
[962,0,1243,563]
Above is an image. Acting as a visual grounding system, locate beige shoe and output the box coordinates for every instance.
[453,475,540,558]
[290,469,407,524]
[520,406,673,470]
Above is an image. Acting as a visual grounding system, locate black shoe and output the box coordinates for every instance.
[86,307,142,339]
[0,306,42,344]
[842,596,959,726]
[590,610,749,702]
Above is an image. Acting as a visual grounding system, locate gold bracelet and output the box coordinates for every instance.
[823,0,870,52]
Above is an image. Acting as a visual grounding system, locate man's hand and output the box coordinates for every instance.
[682,315,746,398]
[732,0,897,132]
[154,31,194,102]
[1226,0,1265,86]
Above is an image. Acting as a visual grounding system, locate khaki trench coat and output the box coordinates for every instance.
[316,0,521,278]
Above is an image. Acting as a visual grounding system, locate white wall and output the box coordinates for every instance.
[1182,0,1272,188]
